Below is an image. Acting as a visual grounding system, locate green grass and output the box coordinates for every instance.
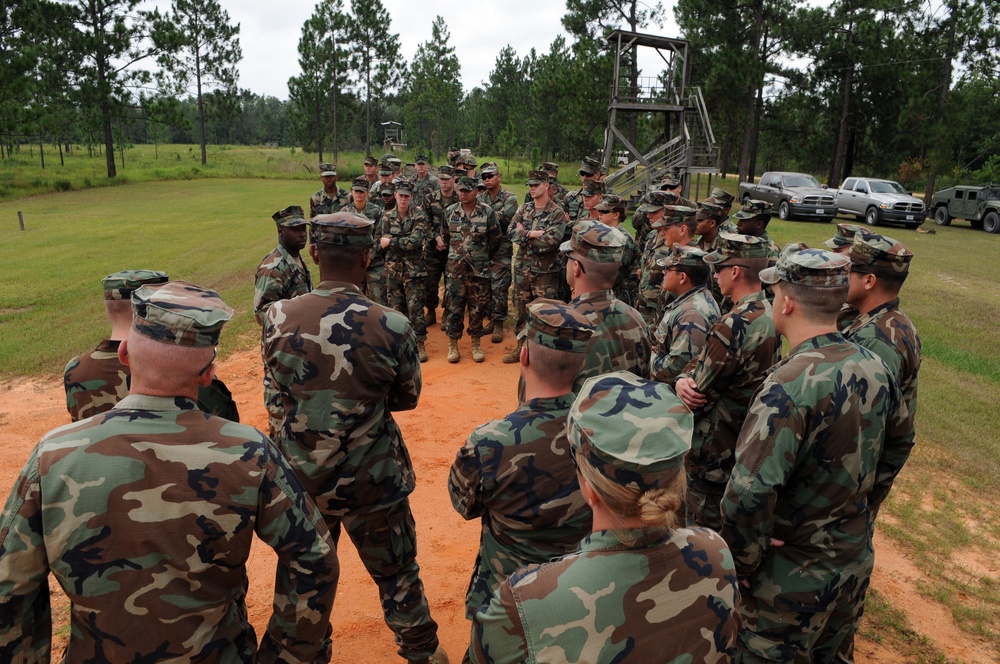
[858,588,948,662]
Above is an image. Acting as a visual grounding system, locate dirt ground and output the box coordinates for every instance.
[1,324,996,663]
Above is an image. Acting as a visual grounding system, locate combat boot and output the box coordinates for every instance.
[418,340,428,363]
[447,339,460,363]
[425,308,436,325]
[412,646,450,664]
[471,336,485,363]
[491,323,504,344]
[502,340,522,364]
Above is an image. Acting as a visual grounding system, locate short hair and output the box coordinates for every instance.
[729,257,769,284]
[105,299,133,326]
[315,242,369,266]
[575,256,619,288]
[777,282,849,322]
[126,331,215,392]
[526,341,586,387]
[577,455,685,530]
[676,218,698,236]
[677,263,710,286]
[855,267,907,290]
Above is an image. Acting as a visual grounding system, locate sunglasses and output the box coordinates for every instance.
[481,173,497,180]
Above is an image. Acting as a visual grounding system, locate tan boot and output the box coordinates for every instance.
[447,339,460,363]
[471,336,485,363]
[502,340,522,364]
[413,646,450,664]
[491,323,504,344]
[418,340,428,363]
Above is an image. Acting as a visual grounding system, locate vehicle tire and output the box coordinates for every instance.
[984,211,1000,234]
[934,206,952,226]
[778,201,792,221]
[741,193,751,204]
[865,207,880,226]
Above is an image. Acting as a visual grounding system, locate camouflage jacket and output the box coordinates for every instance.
[0,394,338,663]
[678,290,780,486]
[509,200,570,274]
[721,332,914,610]
[424,188,460,245]
[613,227,640,308]
[346,200,387,267]
[413,173,440,203]
[844,298,921,413]
[64,340,240,423]
[571,290,652,394]
[636,230,666,316]
[380,206,431,278]
[310,186,350,217]
[253,244,313,325]
[562,189,584,221]
[445,201,502,279]
[262,281,421,517]
[368,180,389,206]
[470,527,739,663]
[651,284,722,385]
[478,188,519,237]
[448,394,592,618]
[697,234,726,307]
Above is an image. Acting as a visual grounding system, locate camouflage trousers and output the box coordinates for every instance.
[445,265,491,339]
[364,262,387,307]
[424,247,448,311]
[386,266,427,340]
[685,476,725,532]
[489,238,513,323]
[329,500,440,662]
[735,576,868,664]
[512,266,566,333]
[263,374,282,440]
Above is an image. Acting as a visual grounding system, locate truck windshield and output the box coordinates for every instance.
[784,175,820,188]
[870,181,908,194]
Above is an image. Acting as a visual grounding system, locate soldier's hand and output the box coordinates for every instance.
[380,237,391,249]
[675,377,707,409]
[436,236,446,251]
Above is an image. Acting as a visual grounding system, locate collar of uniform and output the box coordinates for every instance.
[668,283,709,309]
[735,289,768,307]
[578,528,672,553]
[315,280,364,294]
[520,393,575,414]
[785,331,850,362]
[95,338,122,352]
[116,394,199,411]
[570,289,614,307]
[843,297,901,336]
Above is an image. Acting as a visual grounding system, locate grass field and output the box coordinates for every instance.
[2,154,999,655]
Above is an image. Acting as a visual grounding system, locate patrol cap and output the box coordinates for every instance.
[569,371,693,492]
[695,200,725,222]
[824,223,871,249]
[102,269,169,301]
[560,220,627,263]
[363,155,378,166]
[381,153,395,162]
[646,190,679,207]
[464,155,478,167]
[380,183,396,195]
[595,194,627,213]
[760,243,851,287]
[480,161,499,175]
[456,176,477,191]
[438,165,455,179]
[651,205,696,229]
[581,180,606,197]
[523,298,595,353]
[319,163,336,177]
[579,156,600,175]
[350,177,369,192]
[131,281,233,348]
[703,233,769,264]
[658,173,680,188]
[310,212,375,247]
[526,169,548,185]
[848,233,912,277]
[378,162,393,175]
[656,245,708,269]
[734,199,773,221]
[541,161,559,173]
[388,157,402,167]
[272,205,307,228]
[394,180,414,195]
[415,154,429,164]
[710,187,735,205]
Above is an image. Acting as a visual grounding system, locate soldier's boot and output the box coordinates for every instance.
[482,319,494,335]
[425,308,436,325]
[447,339,460,364]
[418,339,428,363]
[501,340,522,364]
[413,646,450,664]
[471,337,485,363]
[491,323,504,344]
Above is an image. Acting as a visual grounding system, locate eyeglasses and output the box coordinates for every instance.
[570,256,586,274]
[198,348,217,377]
[481,173,497,180]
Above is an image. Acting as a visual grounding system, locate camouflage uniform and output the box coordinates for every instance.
[678,235,780,531]
[510,183,570,334]
[310,187,350,217]
[471,372,739,664]
[423,171,459,316]
[351,199,387,304]
[478,170,519,327]
[721,246,915,663]
[412,170,439,205]
[253,243,313,324]
[381,194,431,342]
[4,282,339,663]
[263,215,441,662]
[444,181,502,340]
[570,290,651,392]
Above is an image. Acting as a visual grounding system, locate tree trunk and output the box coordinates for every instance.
[58,136,64,166]
[196,48,207,165]
[828,63,853,187]
[316,87,324,162]
[39,132,45,170]
[924,0,958,207]
[365,61,372,156]
[738,0,765,183]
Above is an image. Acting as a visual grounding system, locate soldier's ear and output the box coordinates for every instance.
[309,243,320,265]
[118,339,129,366]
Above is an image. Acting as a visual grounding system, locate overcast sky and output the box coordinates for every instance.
[147,0,684,100]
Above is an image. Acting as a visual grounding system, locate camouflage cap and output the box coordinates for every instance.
[703,233,769,264]
[363,155,378,166]
[437,165,455,179]
[310,212,374,247]
[394,180,414,195]
[480,161,499,175]
[824,223,872,249]
[132,281,233,348]
[569,371,693,492]
[415,154,429,164]
[381,153,395,162]
[523,298,595,353]
[456,176,477,191]
[102,269,169,301]
[350,177,369,192]
[272,205,307,228]
[595,194,627,213]
[541,161,559,173]
[387,157,402,167]
[646,190,679,207]
[734,199,773,221]
[464,155,478,167]
[579,156,601,175]
[848,233,912,276]
[656,244,708,269]
[759,243,850,287]
[319,163,336,176]
[560,220,628,264]
[710,187,735,205]
[695,200,725,222]
[581,180,606,197]
[651,204,697,229]
[378,162,393,175]
[379,181,396,195]
[526,169,548,185]
[657,173,680,188]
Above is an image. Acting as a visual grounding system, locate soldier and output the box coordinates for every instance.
[708,186,736,215]
[381,180,431,362]
[659,203,699,251]
[449,300,595,626]
[263,213,448,664]
[562,156,602,221]
[824,223,873,330]
[425,165,460,327]
[571,180,605,222]
[733,199,780,265]
[503,169,571,363]
[253,205,313,325]
[470,371,740,663]
[562,220,651,393]
[478,161,519,344]
[363,154,379,186]
[8,281,339,662]
[651,245,722,384]
[346,178,387,305]
[64,270,240,424]
[310,162,350,216]
[463,155,478,179]
[444,176,502,364]
[695,200,730,308]
[675,234,781,531]
[721,245,914,663]
[413,154,439,203]
[369,160,395,204]
[634,199,669,325]
[595,193,639,307]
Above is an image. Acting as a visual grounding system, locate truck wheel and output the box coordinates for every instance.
[865,207,880,226]
[934,206,952,226]
[778,201,792,221]
[984,211,1000,234]
[741,193,751,204]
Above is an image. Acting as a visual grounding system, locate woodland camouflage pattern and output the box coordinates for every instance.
[651,284,722,384]
[381,205,431,340]
[721,332,915,661]
[0,394,338,663]
[310,186,350,217]
[253,244,313,325]
[845,299,921,414]
[479,187,518,323]
[569,290,651,394]
[444,199,502,339]
[635,232,669,325]
[510,200,570,333]
[423,187,459,313]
